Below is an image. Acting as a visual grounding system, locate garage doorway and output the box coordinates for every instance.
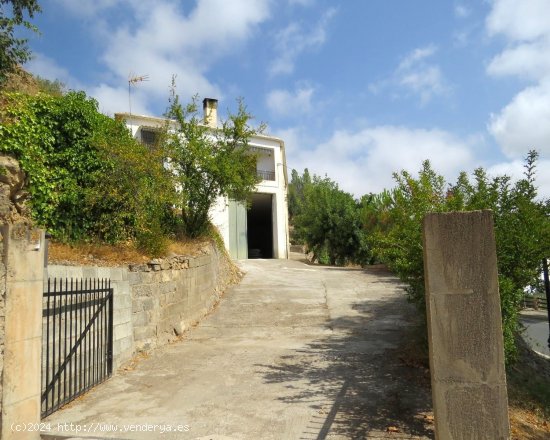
[247,193,273,259]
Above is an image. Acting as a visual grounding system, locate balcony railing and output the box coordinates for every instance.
[257,169,276,181]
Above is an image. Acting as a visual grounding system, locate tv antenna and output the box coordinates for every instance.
[128,73,149,116]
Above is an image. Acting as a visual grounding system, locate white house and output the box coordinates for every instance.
[115,98,290,259]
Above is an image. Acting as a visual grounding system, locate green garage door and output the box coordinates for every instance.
[228,200,248,259]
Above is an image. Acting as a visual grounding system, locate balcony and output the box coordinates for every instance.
[257,169,275,181]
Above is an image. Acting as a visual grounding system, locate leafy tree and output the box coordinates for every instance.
[293,171,368,265]
[290,154,547,362]
[365,160,448,310]
[359,189,395,238]
[448,150,550,358]
[0,0,41,85]
[363,151,549,362]
[288,167,311,221]
[163,88,261,238]
[0,90,175,254]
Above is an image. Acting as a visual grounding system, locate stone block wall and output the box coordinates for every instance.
[46,241,233,366]
[128,250,224,352]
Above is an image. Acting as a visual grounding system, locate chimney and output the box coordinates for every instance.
[203,98,218,128]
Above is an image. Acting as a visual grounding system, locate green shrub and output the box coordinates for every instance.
[291,171,369,266]
[363,152,549,363]
[0,91,176,253]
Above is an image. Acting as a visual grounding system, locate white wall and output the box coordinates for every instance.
[116,113,290,259]
[256,151,275,175]
[249,136,289,259]
[207,136,289,259]
[210,196,230,248]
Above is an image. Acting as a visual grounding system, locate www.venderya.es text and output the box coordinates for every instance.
[12,422,190,434]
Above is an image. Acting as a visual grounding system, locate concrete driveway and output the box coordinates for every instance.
[43,258,433,440]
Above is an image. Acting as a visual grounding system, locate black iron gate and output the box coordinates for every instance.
[41,278,113,418]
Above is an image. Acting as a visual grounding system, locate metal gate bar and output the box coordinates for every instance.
[41,278,113,418]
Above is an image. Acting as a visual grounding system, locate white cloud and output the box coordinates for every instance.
[370,45,450,105]
[269,8,336,76]
[399,66,446,104]
[279,124,478,197]
[91,83,150,116]
[486,0,550,41]
[487,158,550,199]
[488,80,550,158]
[455,4,471,19]
[181,0,270,51]
[49,0,270,115]
[25,52,82,90]
[266,86,314,117]
[398,45,437,70]
[280,121,550,199]
[486,0,550,159]
[487,36,550,81]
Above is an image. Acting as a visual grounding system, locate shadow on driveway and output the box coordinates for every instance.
[256,268,434,440]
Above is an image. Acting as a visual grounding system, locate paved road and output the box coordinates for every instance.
[520,309,550,357]
[44,258,433,440]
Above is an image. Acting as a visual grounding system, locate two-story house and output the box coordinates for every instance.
[115,98,290,259]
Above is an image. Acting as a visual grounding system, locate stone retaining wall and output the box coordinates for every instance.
[47,242,234,367]
[128,250,223,352]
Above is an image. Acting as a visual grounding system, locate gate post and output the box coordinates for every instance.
[422,210,509,439]
[0,224,45,440]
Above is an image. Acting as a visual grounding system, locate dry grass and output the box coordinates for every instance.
[507,338,550,439]
[48,237,211,266]
[166,238,211,256]
[1,67,42,95]
[510,407,550,439]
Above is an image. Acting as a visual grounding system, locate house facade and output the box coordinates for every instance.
[115,99,290,259]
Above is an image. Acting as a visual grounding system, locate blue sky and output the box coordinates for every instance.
[24,0,550,197]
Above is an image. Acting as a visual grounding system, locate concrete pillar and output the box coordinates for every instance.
[422,210,510,440]
[1,224,45,440]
